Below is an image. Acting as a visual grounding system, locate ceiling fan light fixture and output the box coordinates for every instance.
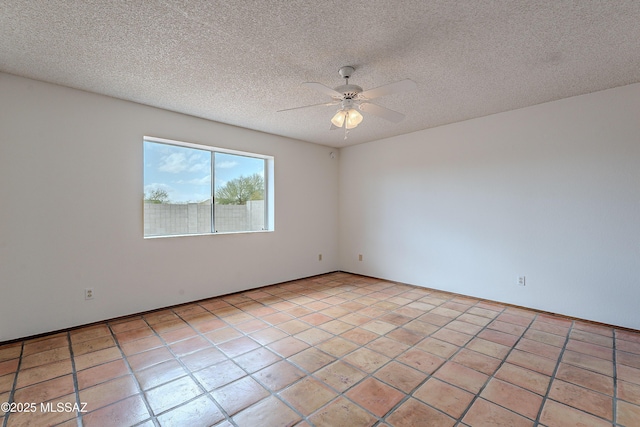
[332,108,363,129]
[345,109,363,129]
[331,110,346,128]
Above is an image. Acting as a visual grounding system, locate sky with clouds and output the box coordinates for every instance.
[144,141,264,203]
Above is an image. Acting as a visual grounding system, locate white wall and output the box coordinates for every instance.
[2,73,638,341]
[339,83,640,330]
[0,73,339,341]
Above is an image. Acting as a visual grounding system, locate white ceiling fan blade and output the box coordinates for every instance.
[359,102,406,123]
[360,79,417,100]
[277,100,339,112]
[302,82,344,99]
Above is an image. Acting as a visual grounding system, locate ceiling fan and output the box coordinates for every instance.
[279,66,417,137]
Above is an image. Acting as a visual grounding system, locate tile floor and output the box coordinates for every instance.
[1,272,640,427]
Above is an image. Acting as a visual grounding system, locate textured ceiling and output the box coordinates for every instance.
[1,1,640,147]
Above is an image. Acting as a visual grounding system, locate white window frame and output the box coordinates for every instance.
[144,136,274,238]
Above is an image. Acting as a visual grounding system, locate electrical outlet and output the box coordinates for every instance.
[517,276,526,286]
[318,254,322,261]
[85,288,94,300]
[358,254,363,261]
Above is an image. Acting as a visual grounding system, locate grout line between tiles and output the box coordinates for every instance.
[196,291,312,425]
[67,331,84,427]
[202,290,317,424]
[612,331,618,425]
[1,342,24,427]
[536,324,618,425]
[201,287,350,424]
[273,284,372,425]
[533,319,573,425]
[472,311,556,424]
[139,312,232,426]
[354,287,508,424]
[107,323,160,427]
[366,292,509,425]
[441,305,533,425]
[259,286,379,426]
[381,317,476,424]
[259,277,416,425]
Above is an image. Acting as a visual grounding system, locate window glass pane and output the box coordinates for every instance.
[143,137,272,238]
[214,152,265,232]
[144,141,212,236]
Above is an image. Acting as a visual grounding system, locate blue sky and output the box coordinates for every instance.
[144,141,264,203]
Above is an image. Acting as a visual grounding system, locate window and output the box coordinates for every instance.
[143,137,273,237]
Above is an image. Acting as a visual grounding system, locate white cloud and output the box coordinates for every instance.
[188,153,209,172]
[216,160,238,169]
[159,152,188,173]
[159,151,209,174]
[188,163,208,173]
[176,174,211,185]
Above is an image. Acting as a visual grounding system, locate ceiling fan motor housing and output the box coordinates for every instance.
[336,66,362,99]
[335,84,363,99]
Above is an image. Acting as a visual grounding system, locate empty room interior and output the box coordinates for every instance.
[1,1,640,427]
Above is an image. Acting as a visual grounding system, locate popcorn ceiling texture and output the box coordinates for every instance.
[1,1,639,147]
